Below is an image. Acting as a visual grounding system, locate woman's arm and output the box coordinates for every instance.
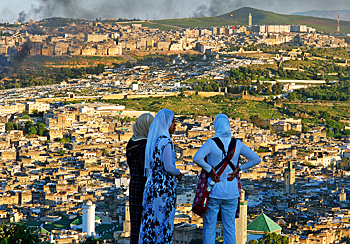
[193,141,212,173]
[163,143,181,176]
[239,142,261,172]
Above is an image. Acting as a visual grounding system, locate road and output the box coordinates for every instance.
[123,52,136,65]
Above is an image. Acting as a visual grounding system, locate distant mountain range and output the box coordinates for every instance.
[153,7,350,34]
[292,10,350,22]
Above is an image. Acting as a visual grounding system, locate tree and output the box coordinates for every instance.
[5,122,14,132]
[32,109,39,116]
[28,126,37,136]
[247,241,258,244]
[59,149,65,156]
[340,236,350,244]
[258,231,288,244]
[0,223,40,244]
[80,236,99,244]
[102,148,110,157]
[37,123,46,136]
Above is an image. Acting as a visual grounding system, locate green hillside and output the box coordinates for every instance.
[153,7,350,34]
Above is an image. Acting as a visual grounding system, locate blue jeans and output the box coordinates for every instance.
[203,197,239,244]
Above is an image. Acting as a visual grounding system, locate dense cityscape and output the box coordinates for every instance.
[0,6,350,244]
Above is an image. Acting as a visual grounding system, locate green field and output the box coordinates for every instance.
[107,95,283,119]
[24,55,128,67]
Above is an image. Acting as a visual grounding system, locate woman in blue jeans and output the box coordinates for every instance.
[193,114,261,244]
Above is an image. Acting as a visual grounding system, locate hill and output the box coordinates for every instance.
[292,10,350,22]
[153,7,350,34]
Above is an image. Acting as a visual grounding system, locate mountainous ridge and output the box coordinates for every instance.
[152,7,350,33]
[291,10,350,22]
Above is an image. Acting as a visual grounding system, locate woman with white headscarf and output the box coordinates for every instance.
[126,113,154,244]
[193,114,261,244]
[139,109,182,244]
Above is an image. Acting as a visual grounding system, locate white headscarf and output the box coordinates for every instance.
[214,114,231,138]
[144,109,175,177]
[131,113,154,141]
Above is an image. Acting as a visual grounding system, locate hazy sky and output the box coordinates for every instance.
[1,0,350,23]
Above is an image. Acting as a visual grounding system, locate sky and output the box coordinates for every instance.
[1,0,350,23]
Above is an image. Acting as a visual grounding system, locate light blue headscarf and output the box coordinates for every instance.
[144,109,175,177]
[214,114,231,138]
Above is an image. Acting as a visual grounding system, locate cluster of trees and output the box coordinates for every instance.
[288,80,350,101]
[0,223,39,244]
[246,231,288,244]
[6,121,47,136]
[227,44,260,52]
[249,115,269,129]
[229,66,270,84]
[2,64,105,89]
[308,46,350,60]
[194,81,219,92]
[0,222,100,243]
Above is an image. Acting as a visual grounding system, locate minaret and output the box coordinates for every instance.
[123,202,131,237]
[284,161,295,194]
[235,189,247,244]
[248,13,252,26]
[82,200,95,236]
[339,188,347,202]
[337,15,340,34]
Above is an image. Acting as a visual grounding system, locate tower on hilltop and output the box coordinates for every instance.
[337,15,340,34]
[284,161,295,194]
[248,13,252,26]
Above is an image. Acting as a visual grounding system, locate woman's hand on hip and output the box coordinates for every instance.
[209,168,220,183]
[227,166,240,181]
[176,172,182,181]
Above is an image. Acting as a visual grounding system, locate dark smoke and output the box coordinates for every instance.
[4,0,350,23]
[24,0,193,21]
[29,0,95,20]
[11,41,32,73]
[192,0,247,17]
[17,11,28,23]
[192,5,208,18]
[0,41,32,78]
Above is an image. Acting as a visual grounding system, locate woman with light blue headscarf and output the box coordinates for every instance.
[139,109,182,244]
[193,114,261,244]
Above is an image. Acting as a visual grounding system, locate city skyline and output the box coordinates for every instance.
[1,0,350,23]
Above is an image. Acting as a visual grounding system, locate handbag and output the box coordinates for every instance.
[192,138,237,216]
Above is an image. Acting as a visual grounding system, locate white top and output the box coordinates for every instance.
[193,137,261,199]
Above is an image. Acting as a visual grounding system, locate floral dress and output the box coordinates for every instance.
[139,135,177,244]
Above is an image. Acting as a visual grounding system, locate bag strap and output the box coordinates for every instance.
[212,137,237,175]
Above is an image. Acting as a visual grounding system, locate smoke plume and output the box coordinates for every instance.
[4,0,350,23]
[0,41,32,78]
[17,11,29,23]
[23,0,189,21]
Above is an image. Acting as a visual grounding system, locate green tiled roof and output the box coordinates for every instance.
[35,227,51,234]
[247,213,281,235]
[70,218,82,225]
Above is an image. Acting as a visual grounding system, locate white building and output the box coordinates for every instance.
[25,102,50,114]
[131,83,138,91]
[82,200,95,236]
